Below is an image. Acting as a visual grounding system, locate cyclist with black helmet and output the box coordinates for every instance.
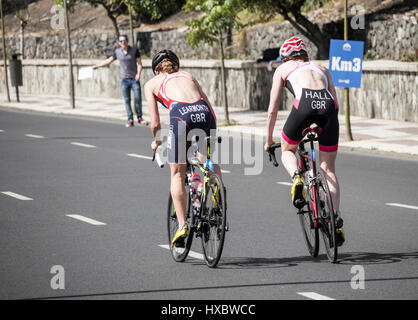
[264,36,345,246]
[144,49,220,245]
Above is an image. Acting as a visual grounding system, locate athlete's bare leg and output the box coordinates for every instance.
[170,163,187,227]
[319,150,340,212]
[280,138,299,177]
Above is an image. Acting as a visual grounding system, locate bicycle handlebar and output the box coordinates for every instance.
[268,143,281,167]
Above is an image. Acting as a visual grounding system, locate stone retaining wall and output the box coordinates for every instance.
[0,59,417,122]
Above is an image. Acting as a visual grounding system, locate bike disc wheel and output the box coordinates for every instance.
[167,185,194,262]
[298,200,319,257]
[317,171,338,263]
[201,173,226,268]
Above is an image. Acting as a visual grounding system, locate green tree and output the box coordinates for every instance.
[185,0,244,125]
[240,0,331,59]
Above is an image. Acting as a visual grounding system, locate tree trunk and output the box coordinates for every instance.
[219,30,229,125]
[102,5,119,40]
[20,20,25,59]
[277,4,329,59]
[128,5,135,47]
[0,0,10,102]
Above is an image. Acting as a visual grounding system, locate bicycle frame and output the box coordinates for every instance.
[187,138,219,222]
[298,136,320,226]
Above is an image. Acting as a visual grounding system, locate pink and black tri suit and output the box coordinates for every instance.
[157,71,216,163]
[282,61,339,152]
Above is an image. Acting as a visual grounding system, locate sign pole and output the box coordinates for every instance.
[344,0,353,141]
[0,0,10,102]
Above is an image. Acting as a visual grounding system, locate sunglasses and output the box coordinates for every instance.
[119,40,128,43]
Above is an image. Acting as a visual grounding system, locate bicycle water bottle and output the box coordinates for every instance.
[190,173,201,200]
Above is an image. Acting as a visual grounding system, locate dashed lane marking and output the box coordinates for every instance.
[386,203,418,211]
[127,153,153,160]
[277,181,292,186]
[25,134,44,139]
[66,214,107,226]
[1,191,33,201]
[298,292,335,300]
[158,244,204,261]
[70,142,96,148]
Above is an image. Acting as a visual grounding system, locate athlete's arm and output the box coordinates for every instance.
[144,80,161,150]
[265,66,284,151]
[323,68,339,107]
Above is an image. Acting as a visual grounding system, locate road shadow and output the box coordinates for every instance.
[211,251,418,269]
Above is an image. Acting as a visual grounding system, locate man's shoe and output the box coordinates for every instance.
[291,173,306,209]
[171,224,189,245]
[137,117,148,125]
[126,120,134,127]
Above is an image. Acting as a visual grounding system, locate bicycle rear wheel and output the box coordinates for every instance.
[317,171,338,263]
[201,173,227,268]
[298,200,319,257]
[167,184,194,262]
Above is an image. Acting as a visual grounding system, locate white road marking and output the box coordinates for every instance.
[0,129,4,132]
[298,292,335,300]
[25,134,44,139]
[70,142,96,148]
[386,203,418,211]
[158,244,204,260]
[277,181,292,186]
[1,191,33,201]
[127,153,153,160]
[66,214,107,226]
[221,170,231,174]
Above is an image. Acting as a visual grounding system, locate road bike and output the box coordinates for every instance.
[269,124,338,263]
[155,136,227,268]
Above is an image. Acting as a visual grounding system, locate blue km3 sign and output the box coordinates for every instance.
[329,39,364,88]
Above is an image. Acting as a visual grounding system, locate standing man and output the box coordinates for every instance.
[93,34,145,127]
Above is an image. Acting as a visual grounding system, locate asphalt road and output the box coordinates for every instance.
[0,109,417,300]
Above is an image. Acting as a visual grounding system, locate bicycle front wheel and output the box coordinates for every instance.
[167,185,194,262]
[317,171,338,263]
[201,173,227,268]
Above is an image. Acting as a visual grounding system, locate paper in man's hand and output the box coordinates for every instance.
[78,67,93,80]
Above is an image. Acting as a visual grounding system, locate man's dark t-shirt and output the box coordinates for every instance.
[112,46,140,80]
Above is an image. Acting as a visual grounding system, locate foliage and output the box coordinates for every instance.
[184,0,244,48]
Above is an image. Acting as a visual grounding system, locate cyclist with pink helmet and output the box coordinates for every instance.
[264,36,345,246]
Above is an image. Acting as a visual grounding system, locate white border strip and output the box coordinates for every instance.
[298,292,335,300]
[66,214,107,226]
[1,191,33,201]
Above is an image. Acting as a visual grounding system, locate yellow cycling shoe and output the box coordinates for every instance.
[291,173,306,209]
[335,216,345,247]
[171,224,189,245]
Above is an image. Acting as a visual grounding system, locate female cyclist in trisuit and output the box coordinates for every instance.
[144,49,221,245]
[264,37,345,246]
